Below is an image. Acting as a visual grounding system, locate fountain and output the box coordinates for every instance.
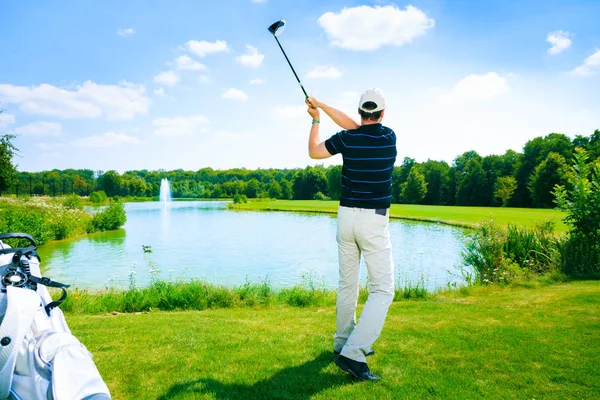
[159,178,171,203]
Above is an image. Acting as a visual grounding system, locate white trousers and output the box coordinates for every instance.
[334,206,395,363]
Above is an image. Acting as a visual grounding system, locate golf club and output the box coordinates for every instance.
[268,20,309,99]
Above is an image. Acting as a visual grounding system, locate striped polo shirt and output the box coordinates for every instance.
[325,123,397,209]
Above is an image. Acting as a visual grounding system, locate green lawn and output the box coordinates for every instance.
[230,200,568,232]
[69,281,599,399]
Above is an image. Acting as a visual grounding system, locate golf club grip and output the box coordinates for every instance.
[275,37,308,98]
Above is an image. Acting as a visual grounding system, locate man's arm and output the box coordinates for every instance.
[308,96,360,130]
[306,100,333,160]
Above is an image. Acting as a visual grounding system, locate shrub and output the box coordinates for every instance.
[89,190,108,204]
[63,194,83,210]
[233,194,248,204]
[312,191,330,201]
[90,201,127,232]
[553,149,600,278]
[0,197,90,244]
[462,221,560,284]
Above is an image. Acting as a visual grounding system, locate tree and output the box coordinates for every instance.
[421,160,451,205]
[553,149,600,277]
[494,176,517,207]
[245,179,261,198]
[482,154,511,206]
[572,135,590,149]
[456,158,488,206]
[400,168,427,204]
[293,167,327,200]
[528,152,571,208]
[280,179,293,200]
[326,165,342,200]
[588,129,600,160]
[267,180,282,199]
[0,133,18,195]
[392,158,415,203]
[514,133,573,207]
[98,170,122,197]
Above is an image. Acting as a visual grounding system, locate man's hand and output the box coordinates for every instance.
[307,96,324,109]
[306,99,320,120]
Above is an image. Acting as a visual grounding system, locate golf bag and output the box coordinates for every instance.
[0,233,111,400]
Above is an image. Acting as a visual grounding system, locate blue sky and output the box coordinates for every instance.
[1,0,599,172]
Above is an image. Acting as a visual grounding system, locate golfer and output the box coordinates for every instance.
[306,88,396,381]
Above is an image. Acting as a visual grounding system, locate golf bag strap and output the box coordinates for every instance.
[26,277,70,315]
[0,245,38,257]
[0,233,38,258]
[0,233,36,245]
[0,286,41,399]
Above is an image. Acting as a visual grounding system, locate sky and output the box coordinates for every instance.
[0,0,599,173]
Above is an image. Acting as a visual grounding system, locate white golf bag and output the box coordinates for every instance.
[0,233,111,400]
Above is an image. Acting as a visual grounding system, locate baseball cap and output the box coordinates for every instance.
[359,88,386,112]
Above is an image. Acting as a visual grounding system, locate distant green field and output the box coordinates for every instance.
[230,200,568,232]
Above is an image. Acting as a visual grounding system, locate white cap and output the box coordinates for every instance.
[358,88,386,112]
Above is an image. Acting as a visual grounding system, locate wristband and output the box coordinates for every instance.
[312,119,320,124]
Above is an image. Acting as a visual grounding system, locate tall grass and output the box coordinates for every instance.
[462,220,563,284]
[0,196,126,245]
[59,269,432,315]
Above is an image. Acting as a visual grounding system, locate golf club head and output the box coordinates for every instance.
[268,20,286,37]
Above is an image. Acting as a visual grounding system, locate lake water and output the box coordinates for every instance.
[36,201,471,290]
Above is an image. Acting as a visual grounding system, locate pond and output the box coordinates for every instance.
[37,201,471,290]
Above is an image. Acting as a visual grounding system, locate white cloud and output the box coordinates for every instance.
[440,72,510,104]
[222,88,248,102]
[236,45,265,68]
[117,28,136,37]
[73,131,141,147]
[274,105,307,120]
[318,5,434,51]
[0,81,150,120]
[175,55,207,71]
[547,31,572,55]
[572,49,600,76]
[199,76,210,84]
[0,113,15,126]
[153,71,180,86]
[307,66,342,79]
[185,40,228,57]
[15,121,62,136]
[153,88,165,97]
[152,116,210,137]
[249,78,264,85]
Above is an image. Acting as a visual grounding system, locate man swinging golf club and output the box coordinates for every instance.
[267,19,396,381]
[306,89,397,381]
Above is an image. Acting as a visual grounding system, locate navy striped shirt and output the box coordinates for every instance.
[325,123,397,209]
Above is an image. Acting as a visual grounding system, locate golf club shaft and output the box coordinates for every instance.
[274,36,308,99]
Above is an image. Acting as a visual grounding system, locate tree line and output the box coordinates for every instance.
[1,123,599,208]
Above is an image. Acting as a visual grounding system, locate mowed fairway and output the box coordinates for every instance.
[69,282,600,399]
[230,200,568,232]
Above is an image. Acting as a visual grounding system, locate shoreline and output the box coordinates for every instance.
[228,200,568,232]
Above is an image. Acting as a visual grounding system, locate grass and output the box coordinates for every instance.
[59,275,429,314]
[66,281,599,399]
[229,200,569,232]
